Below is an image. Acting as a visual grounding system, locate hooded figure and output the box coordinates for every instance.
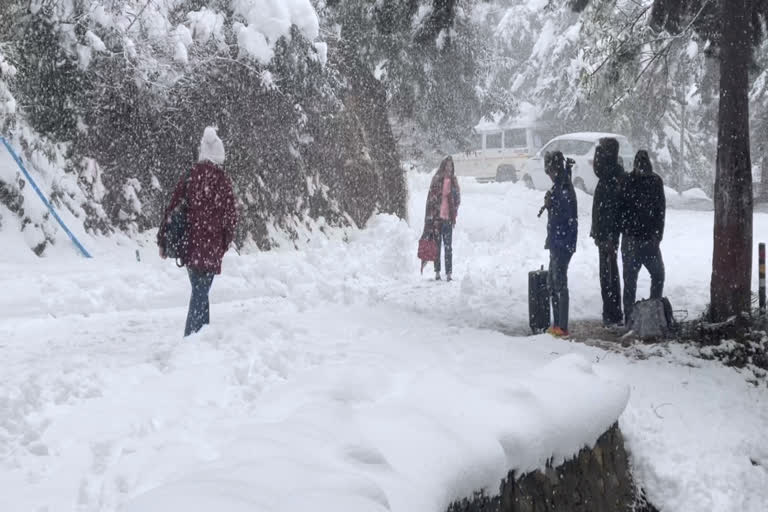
[590,137,626,326]
[620,150,665,240]
[158,126,238,336]
[590,137,625,242]
[544,151,578,337]
[424,156,461,280]
[620,150,666,324]
[545,151,578,254]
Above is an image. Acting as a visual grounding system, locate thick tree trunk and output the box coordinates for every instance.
[335,40,408,221]
[761,157,768,202]
[710,0,753,321]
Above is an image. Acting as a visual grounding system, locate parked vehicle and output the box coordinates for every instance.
[522,132,636,194]
[452,120,554,183]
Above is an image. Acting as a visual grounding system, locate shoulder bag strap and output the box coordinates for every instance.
[181,166,193,206]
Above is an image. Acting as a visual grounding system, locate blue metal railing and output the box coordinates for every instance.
[0,135,92,258]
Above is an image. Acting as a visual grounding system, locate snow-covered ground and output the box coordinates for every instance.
[1,172,767,511]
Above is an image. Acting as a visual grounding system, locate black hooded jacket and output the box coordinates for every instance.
[590,140,626,244]
[620,151,665,241]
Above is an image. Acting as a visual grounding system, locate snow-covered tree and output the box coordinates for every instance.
[0,0,412,250]
[318,0,498,163]
[478,0,719,191]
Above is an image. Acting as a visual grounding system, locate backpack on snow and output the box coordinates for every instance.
[627,297,676,339]
[160,170,192,267]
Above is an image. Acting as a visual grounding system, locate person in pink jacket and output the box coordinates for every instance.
[424,156,461,281]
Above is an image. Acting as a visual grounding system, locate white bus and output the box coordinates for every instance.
[452,122,553,182]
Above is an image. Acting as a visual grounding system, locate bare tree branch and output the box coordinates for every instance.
[602,0,712,111]
[588,4,652,78]
[126,0,153,33]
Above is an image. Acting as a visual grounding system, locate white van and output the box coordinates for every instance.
[522,132,636,194]
[452,122,553,182]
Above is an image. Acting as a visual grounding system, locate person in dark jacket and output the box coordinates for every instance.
[590,137,626,326]
[544,151,578,337]
[620,150,666,325]
[159,127,238,336]
[425,156,461,281]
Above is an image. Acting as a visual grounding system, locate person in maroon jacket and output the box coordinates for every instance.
[424,156,460,281]
[159,127,238,336]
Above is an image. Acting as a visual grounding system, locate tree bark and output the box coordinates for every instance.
[710,0,753,321]
[761,157,768,202]
[337,40,407,221]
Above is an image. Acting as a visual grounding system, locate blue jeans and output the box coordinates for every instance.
[185,268,215,337]
[548,248,573,331]
[434,220,453,275]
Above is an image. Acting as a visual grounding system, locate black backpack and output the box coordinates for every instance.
[161,170,192,266]
[628,297,677,339]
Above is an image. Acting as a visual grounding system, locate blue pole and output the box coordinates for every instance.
[0,136,92,258]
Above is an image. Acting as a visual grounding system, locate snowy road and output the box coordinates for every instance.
[1,174,767,511]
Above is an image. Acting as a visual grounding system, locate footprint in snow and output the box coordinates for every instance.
[344,444,391,470]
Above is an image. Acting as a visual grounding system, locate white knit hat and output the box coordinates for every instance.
[198,126,225,165]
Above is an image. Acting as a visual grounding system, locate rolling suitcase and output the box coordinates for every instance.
[528,266,550,334]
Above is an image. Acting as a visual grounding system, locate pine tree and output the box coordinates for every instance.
[708,0,754,321]
[652,0,766,322]
[321,0,490,152]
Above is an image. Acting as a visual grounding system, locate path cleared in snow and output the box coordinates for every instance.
[1,173,767,512]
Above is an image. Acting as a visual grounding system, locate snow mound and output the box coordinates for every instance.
[682,187,711,201]
[664,185,682,206]
[123,343,627,512]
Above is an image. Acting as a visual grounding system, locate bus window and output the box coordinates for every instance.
[486,132,502,149]
[504,129,527,150]
[470,133,483,151]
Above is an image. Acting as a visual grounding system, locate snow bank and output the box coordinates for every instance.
[0,175,633,512]
[682,187,710,200]
[123,348,627,512]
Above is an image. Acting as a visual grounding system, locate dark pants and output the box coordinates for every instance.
[622,236,665,324]
[548,248,573,331]
[434,220,453,275]
[598,240,623,324]
[185,268,215,337]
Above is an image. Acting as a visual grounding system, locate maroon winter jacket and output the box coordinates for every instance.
[425,172,460,229]
[159,161,238,274]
